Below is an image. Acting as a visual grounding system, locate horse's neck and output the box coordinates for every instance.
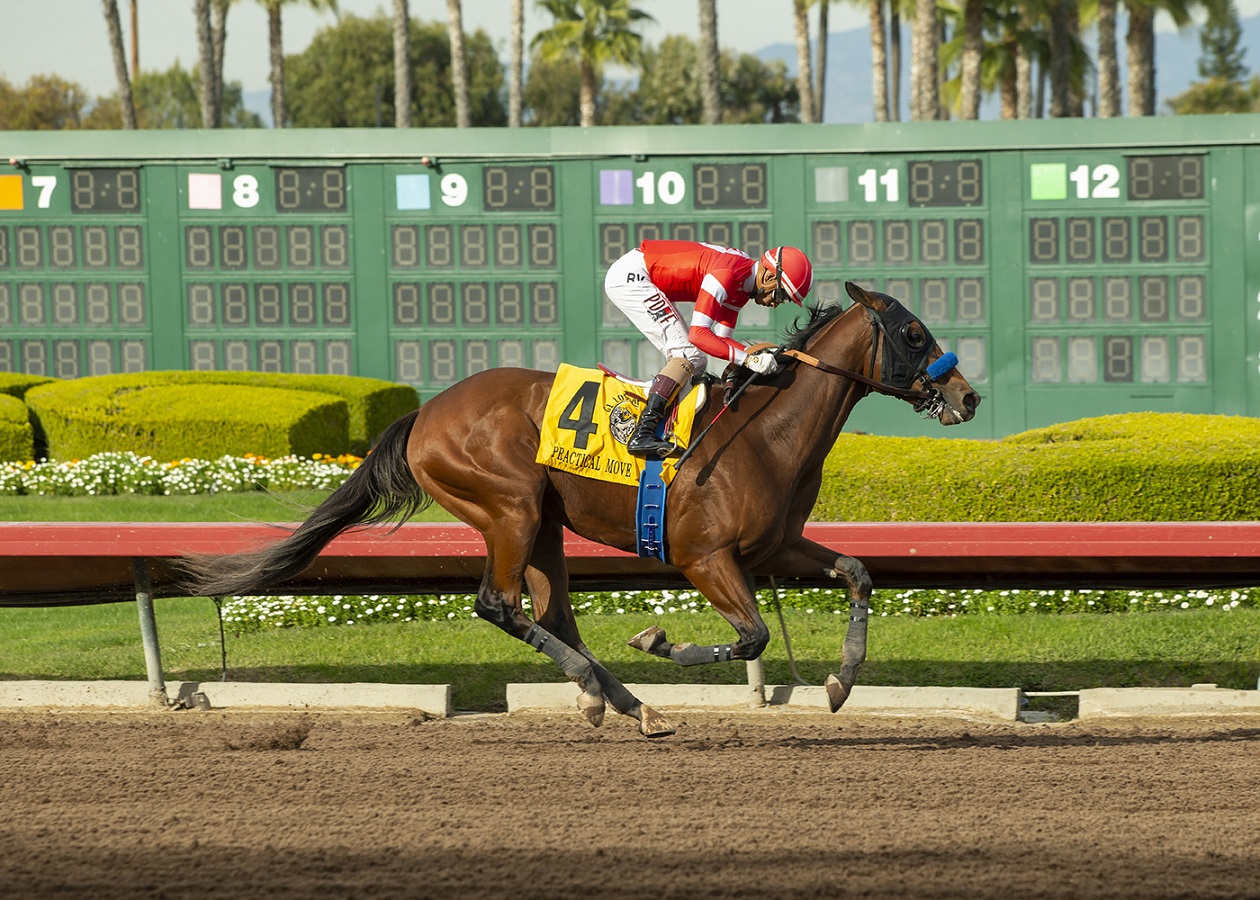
[758,308,873,472]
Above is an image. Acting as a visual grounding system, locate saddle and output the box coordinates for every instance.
[595,363,712,431]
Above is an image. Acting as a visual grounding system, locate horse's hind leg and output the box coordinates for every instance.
[473,516,607,727]
[628,548,770,666]
[526,520,674,737]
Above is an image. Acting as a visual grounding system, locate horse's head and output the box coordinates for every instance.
[845,281,980,426]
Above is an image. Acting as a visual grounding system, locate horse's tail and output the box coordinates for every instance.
[178,409,430,597]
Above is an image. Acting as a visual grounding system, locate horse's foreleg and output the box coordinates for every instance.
[753,537,872,712]
[526,522,673,737]
[629,549,770,666]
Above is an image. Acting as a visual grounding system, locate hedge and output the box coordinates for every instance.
[814,412,1260,522]
[24,382,349,460]
[18,371,417,460]
[0,373,55,399]
[0,395,32,461]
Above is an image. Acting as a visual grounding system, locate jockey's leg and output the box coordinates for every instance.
[627,356,695,458]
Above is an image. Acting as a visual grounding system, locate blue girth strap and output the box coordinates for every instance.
[635,418,669,562]
[636,459,667,561]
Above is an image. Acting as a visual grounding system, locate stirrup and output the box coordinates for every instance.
[627,427,678,458]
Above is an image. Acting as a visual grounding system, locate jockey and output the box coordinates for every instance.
[603,239,814,458]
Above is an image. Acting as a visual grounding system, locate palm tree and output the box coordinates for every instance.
[1126,0,1195,116]
[957,0,984,118]
[258,0,338,128]
[509,0,524,126]
[102,0,138,128]
[211,1,234,124]
[815,0,830,121]
[793,0,816,121]
[889,0,904,119]
[393,0,412,127]
[909,0,940,120]
[698,0,721,124]
[1097,0,1120,115]
[447,0,470,128]
[532,0,653,127]
[129,0,140,77]
[195,0,217,126]
[868,0,890,121]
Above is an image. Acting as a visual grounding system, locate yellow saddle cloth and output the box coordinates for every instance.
[536,364,699,487]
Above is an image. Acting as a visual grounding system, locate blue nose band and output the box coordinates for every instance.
[925,352,958,382]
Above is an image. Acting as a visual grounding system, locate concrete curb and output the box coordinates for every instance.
[1078,684,1260,718]
[507,682,1023,720]
[0,680,451,716]
[3,681,1260,721]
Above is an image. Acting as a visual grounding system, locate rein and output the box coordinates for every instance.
[779,348,932,404]
[780,305,957,419]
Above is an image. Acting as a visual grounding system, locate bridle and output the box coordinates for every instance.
[677,300,956,470]
[780,302,956,420]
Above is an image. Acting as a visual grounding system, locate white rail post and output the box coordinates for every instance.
[745,573,766,707]
[132,558,169,708]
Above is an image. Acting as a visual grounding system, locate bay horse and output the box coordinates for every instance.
[179,281,980,737]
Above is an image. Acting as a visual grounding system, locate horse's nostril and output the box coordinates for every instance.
[964,392,980,411]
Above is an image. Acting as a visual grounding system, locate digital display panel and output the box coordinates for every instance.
[805,156,991,389]
[0,123,1251,437]
[274,167,346,213]
[69,168,142,213]
[1023,150,1211,394]
[907,159,984,207]
[1126,155,1205,201]
[482,165,555,212]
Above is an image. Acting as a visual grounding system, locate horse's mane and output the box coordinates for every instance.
[782,301,850,352]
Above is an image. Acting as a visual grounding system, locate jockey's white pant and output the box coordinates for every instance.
[603,250,707,372]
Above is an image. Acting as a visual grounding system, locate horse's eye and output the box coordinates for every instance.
[905,325,927,350]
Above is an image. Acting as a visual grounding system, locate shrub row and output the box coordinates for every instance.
[814,412,1260,522]
[16,371,417,460]
[0,395,31,462]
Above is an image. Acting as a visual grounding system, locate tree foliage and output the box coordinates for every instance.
[87,64,263,128]
[523,54,586,126]
[0,75,92,130]
[1167,0,1254,115]
[601,35,799,125]
[1166,76,1260,114]
[285,13,505,127]
[1198,0,1248,82]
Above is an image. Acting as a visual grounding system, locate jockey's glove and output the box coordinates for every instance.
[744,350,781,375]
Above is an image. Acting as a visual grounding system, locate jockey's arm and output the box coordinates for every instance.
[687,276,749,365]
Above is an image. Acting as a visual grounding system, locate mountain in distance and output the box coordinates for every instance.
[763,13,1258,122]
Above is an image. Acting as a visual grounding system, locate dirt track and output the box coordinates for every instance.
[1,709,1258,899]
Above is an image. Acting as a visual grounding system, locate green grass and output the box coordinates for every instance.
[0,491,457,522]
[2,599,1256,712]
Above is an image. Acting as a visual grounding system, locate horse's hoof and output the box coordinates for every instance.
[825,674,850,713]
[637,704,675,739]
[627,625,668,655]
[577,690,606,727]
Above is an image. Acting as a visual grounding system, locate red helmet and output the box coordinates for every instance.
[760,246,813,306]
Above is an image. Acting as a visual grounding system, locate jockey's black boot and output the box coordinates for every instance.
[627,393,675,458]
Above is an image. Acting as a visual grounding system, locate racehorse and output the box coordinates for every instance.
[179,281,980,738]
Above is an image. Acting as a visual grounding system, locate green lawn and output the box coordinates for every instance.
[0,490,457,522]
[2,599,1256,713]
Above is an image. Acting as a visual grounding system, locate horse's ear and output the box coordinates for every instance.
[845,281,889,312]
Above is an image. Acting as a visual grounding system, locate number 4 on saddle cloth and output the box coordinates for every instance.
[535,363,706,562]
